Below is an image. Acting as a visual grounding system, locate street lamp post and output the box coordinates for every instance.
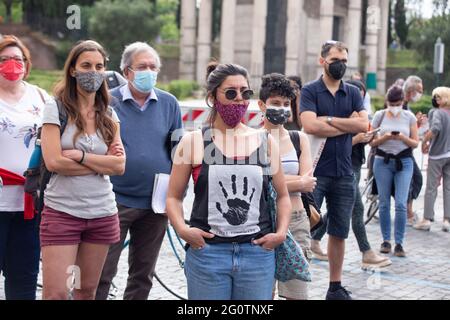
[434,37,445,87]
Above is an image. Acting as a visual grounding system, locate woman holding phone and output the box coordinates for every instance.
[369,86,419,258]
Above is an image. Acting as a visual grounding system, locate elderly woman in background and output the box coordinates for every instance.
[414,87,450,232]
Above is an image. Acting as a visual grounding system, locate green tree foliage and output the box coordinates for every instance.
[394,0,409,47]
[156,0,180,42]
[22,0,94,37]
[2,0,14,22]
[88,0,162,71]
[0,0,21,23]
[409,14,450,92]
[432,0,450,15]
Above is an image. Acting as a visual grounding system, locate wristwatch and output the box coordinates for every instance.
[327,116,333,124]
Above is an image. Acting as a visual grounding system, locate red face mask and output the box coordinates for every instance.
[0,59,25,81]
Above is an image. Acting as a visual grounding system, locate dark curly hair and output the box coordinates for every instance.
[259,73,296,102]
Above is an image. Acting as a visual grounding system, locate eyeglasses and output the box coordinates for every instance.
[129,64,159,72]
[220,89,254,101]
[0,56,25,64]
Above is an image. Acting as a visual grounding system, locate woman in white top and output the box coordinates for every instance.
[415,87,450,231]
[370,86,419,257]
[259,73,316,300]
[0,35,49,300]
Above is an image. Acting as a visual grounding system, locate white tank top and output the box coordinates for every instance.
[281,148,301,197]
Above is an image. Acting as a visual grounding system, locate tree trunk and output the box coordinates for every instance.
[3,0,14,23]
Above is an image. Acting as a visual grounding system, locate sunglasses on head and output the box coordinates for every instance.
[222,88,254,101]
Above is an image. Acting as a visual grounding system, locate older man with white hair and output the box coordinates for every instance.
[402,75,425,226]
[403,76,424,107]
[96,42,183,300]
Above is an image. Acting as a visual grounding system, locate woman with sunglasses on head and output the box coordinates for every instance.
[414,87,450,232]
[166,62,291,300]
[259,73,316,300]
[0,35,50,300]
[40,40,125,300]
[370,85,419,258]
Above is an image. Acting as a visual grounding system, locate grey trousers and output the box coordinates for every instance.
[424,157,450,221]
[95,204,168,300]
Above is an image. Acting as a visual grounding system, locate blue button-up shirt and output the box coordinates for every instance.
[120,84,158,112]
[300,76,364,177]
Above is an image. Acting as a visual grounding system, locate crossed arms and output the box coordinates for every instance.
[41,123,126,177]
[301,110,369,138]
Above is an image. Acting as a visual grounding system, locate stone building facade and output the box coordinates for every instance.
[180,0,389,93]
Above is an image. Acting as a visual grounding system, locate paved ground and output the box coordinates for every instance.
[2,152,450,300]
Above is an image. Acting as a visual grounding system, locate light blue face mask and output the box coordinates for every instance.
[130,69,157,93]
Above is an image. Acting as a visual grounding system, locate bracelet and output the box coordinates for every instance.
[78,150,86,164]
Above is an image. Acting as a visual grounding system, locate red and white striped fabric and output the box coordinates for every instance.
[180,100,263,130]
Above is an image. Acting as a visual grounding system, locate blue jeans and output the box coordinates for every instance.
[184,242,275,300]
[0,212,40,300]
[373,157,414,245]
[311,175,356,240]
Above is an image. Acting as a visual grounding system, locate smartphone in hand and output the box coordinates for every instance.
[367,128,381,135]
[391,131,400,135]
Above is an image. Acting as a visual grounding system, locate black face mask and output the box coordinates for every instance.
[432,97,440,108]
[326,60,347,80]
[266,107,291,126]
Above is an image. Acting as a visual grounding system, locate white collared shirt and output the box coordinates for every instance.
[120,84,158,112]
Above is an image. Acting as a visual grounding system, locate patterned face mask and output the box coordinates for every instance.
[265,106,291,126]
[214,100,249,128]
[74,71,106,93]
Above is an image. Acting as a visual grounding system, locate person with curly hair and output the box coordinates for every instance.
[259,73,316,300]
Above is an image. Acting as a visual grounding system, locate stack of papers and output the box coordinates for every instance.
[152,173,171,215]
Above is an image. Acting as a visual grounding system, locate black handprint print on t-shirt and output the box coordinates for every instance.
[215,175,256,226]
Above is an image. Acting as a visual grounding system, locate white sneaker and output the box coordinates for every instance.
[413,219,431,231]
[443,220,450,232]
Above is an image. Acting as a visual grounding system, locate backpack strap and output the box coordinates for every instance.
[373,109,387,129]
[36,87,47,105]
[288,130,302,160]
[35,99,69,215]
[55,99,69,135]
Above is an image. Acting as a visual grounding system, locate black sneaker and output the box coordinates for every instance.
[380,241,392,254]
[394,244,406,257]
[326,287,353,300]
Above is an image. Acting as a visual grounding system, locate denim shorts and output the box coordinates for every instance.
[40,206,120,247]
[184,241,275,300]
[313,175,356,239]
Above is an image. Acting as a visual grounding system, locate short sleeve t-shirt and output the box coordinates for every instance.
[371,109,417,155]
[42,99,120,219]
[300,76,365,177]
[0,82,50,212]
